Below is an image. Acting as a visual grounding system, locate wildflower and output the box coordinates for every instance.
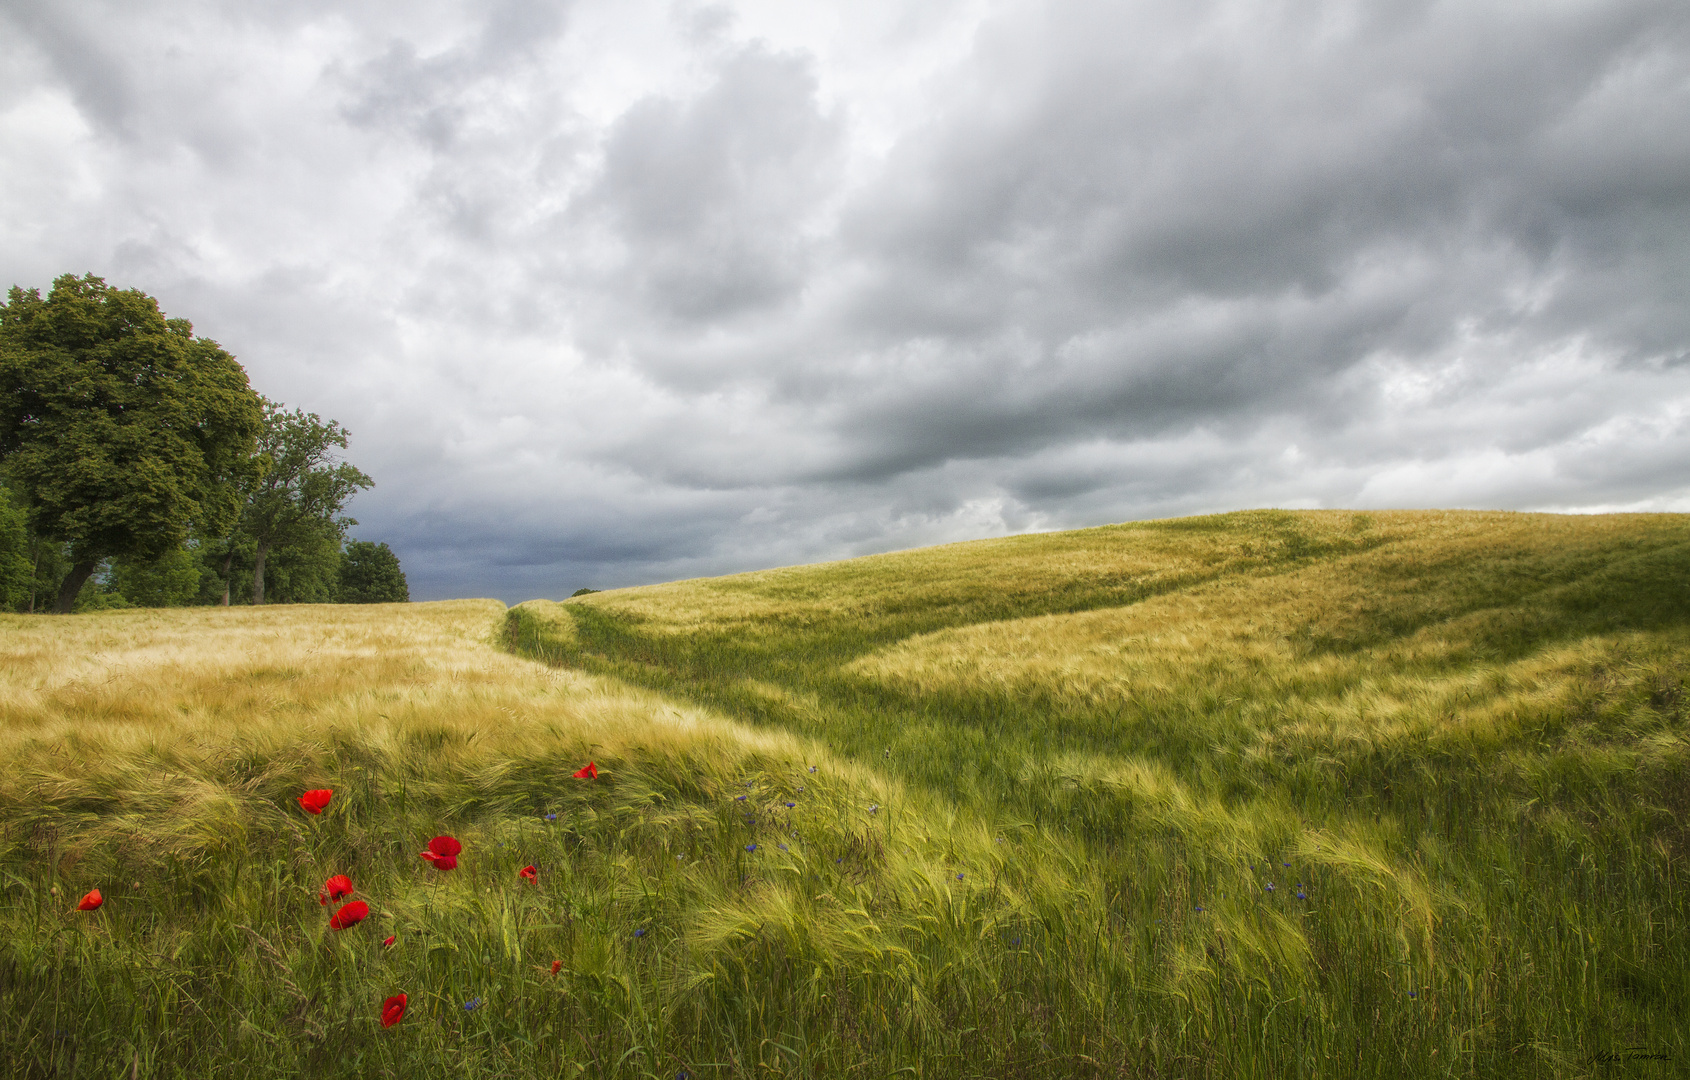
[783,801,795,808]
[330,901,370,930]
[573,761,598,780]
[298,789,333,815]
[634,928,647,938]
[77,888,103,911]
[1195,906,1205,912]
[519,866,538,882]
[1283,862,1291,868]
[735,795,747,801]
[1408,990,1417,999]
[463,997,483,1012]
[551,960,562,975]
[544,813,558,821]
[956,873,964,881]
[1012,936,1022,946]
[779,844,789,851]
[382,935,396,947]
[1265,883,1275,892]
[808,766,817,773]
[319,874,354,905]
[745,844,757,853]
[1297,892,1306,900]
[796,786,804,793]
[381,993,407,1028]
[834,857,842,864]
[420,835,462,871]
[868,805,879,814]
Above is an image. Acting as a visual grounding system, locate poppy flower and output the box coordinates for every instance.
[551,960,562,975]
[419,835,462,871]
[519,865,537,882]
[381,993,407,1028]
[382,935,396,947]
[77,888,103,911]
[329,900,370,930]
[298,789,333,815]
[319,874,354,905]
[572,761,598,780]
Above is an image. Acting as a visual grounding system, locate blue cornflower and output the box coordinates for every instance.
[779,844,789,851]
[834,857,842,864]
[1283,862,1291,868]
[1012,937,1022,946]
[745,844,757,853]
[463,997,483,1011]
[745,781,754,787]
[1408,990,1417,999]
[784,801,795,808]
[634,928,647,938]
[808,766,817,773]
[735,794,747,801]
[1265,883,1275,892]
[1195,905,1205,912]
[1297,892,1306,900]
[545,813,558,822]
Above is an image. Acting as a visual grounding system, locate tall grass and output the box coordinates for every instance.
[1,510,1685,1077]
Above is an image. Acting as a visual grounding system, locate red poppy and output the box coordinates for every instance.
[329,900,370,930]
[382,935,396,948]
[519,865,537,882]
[551,960,562,975]
[298,789,333,815]
[419,835,461,871]
[381,992,407,1028]
[572,761,598,780]
[77,888,103,911]
[319,874,354,905]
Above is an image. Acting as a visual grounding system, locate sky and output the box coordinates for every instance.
[3,0,1689,602]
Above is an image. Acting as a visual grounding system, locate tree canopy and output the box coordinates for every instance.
[0,274,264,610]
[339,540,409,603]
[235,399,373,604]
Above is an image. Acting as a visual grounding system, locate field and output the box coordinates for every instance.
[3,510,1687,1077]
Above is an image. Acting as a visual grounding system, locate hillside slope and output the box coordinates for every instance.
[513,509,1690,1075]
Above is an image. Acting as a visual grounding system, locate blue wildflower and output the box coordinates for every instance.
[634,928,647,938]
[808,766,817,773]
[834,857,842,864]
[779,844,789,851]
[784,802,795,808]
[735,794,747,801]
[545,813,558,822]
[956,873,964,881]
[1012,937,1022,946]
[1283,862,1291,868]
[1297,892,1306,900]
[1408,990,1417,999]
[745,844,757,853]
[868,805,879,814]
[1265,883,1275,892]
[463,997,483,1011]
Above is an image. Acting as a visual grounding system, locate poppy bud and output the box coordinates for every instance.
[382,935,396,947]
[381,993,407,1028]
[551,960,562,975]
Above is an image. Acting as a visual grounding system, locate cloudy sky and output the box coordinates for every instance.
[4,0,1689,601]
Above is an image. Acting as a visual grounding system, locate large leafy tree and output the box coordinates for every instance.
[238,399,372,605]
[0,275,264,612]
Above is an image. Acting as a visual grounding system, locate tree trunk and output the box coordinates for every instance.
[220,549,234,606]
[251,539,269,605]
[54,558,99,614]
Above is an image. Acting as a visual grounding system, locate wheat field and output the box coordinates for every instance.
[4,510,1688,1077]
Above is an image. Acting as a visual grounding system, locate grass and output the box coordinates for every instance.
[3,510,1688,1077]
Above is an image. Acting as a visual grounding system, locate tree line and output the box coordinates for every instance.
[0,273,408,613]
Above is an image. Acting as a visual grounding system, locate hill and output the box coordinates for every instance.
[2,510,1686,1077]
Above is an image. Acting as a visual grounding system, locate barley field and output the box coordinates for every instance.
[4,510,1687,1077]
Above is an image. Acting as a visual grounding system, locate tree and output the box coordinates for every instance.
[238,399,372,604]
[0,483,31,611]
[339,540,408,603]
[0,275,263,611]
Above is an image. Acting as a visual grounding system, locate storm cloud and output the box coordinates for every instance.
[4,0,1688,600]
